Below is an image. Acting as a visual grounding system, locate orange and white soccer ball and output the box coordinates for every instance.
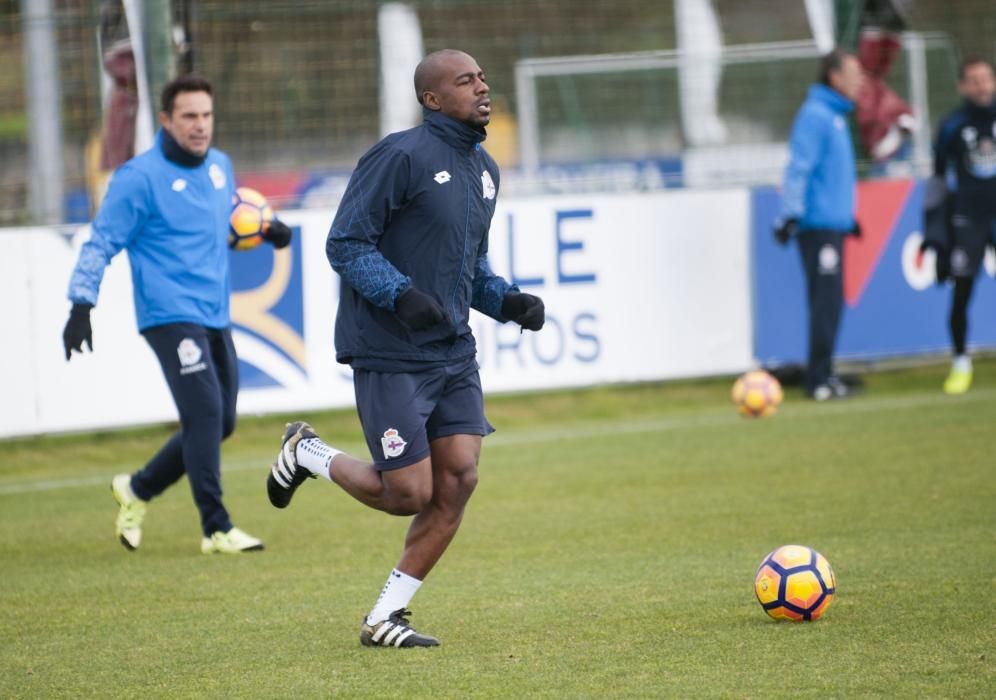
[731,370,783,418]
[754,544,836,621]
[228,187,273,250]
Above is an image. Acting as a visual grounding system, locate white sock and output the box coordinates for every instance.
[295,437,341,481]
[953,355,972,373]
[366,569,423,625]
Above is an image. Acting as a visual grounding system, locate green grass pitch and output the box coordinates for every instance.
[1,360,994,698]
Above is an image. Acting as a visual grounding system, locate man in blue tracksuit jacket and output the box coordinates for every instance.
[266,49,545,648]
[775,50,864,400]
[920,57,996,394]
[63,75,291,554]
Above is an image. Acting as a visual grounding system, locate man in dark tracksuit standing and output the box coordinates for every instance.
[266,50,545,647]
[775,50,864,401]
[921,57,996,394]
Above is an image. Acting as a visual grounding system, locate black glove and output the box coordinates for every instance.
[919,239,949,283]
[395,287,446,331]
[501,292,545,331]
[849,220,862,238]
[63,303,93,361]
[264,219,292,249]
[773,218,798,246]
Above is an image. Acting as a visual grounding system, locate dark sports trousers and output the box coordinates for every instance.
[797,230,845,392]
[131,323,238,536]
[947,214,996,354]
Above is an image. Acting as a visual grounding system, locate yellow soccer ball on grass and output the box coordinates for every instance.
[731,370,783,418]
[754,544,836,621]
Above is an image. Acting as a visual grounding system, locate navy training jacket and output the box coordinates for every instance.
[327,108,515,371]
[933,98,996,218]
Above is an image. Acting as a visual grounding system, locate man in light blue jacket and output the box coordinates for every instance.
[63,75,291,553]
[775,50,864,401]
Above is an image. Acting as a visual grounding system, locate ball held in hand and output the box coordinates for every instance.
[229,187,274,250]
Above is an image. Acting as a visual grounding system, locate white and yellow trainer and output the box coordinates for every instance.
[944,356,973,395]
[111,473,146,551]
[201,527,264,554]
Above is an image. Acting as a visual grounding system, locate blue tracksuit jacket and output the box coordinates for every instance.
[327,108,515,370]
[781,84,857,232]
[68,130,236,330]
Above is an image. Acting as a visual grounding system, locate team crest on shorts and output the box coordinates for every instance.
[951,246,970,275]
[381,428,407,459]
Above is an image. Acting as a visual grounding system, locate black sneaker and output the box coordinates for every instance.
[360,608,440,648]
[266,421,318,508]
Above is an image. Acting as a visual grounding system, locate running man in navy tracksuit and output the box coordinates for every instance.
[266,50,545,647]
[63,75,292,554]
[921,57,996,394]
[774,50,864,401]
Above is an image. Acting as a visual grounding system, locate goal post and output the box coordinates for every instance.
[514,33,956,185]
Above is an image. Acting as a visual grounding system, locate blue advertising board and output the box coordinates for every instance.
[229,230,306,389]
[752,179,996,365]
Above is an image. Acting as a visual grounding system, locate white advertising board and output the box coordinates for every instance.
[473,189,753,390]
[0,188,753,438]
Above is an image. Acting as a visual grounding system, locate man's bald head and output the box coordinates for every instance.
[414,49,471,105]
[413,49,491,128]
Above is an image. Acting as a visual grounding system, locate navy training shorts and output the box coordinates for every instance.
[948,213,996,279]
[352,356,494,471]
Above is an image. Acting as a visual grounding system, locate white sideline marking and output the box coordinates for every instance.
[1,387,992,496]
